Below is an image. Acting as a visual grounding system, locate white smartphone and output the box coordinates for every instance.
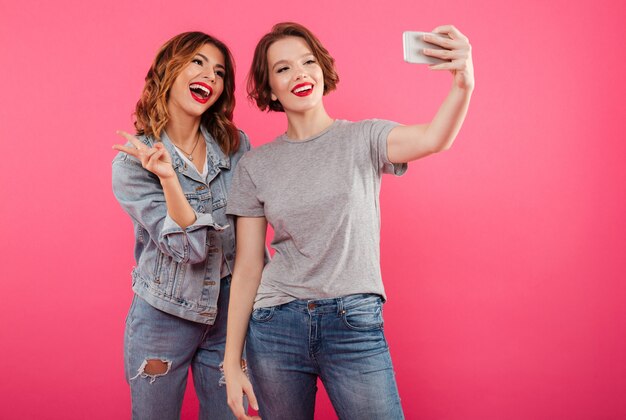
[403,31,449,65]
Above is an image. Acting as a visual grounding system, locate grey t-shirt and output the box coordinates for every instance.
[226,119,407,309]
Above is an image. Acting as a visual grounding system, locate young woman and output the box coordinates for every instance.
[112,32,249,420]
[223,22,474,419]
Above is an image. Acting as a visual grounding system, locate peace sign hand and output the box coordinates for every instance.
[113,130,176,180]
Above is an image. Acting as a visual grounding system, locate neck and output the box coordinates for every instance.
[284,105,334,140]
[165,107,202,148]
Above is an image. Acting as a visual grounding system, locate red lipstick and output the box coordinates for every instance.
[291,83,314,97]
[189,82,213,104]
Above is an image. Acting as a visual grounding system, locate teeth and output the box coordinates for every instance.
[294,85,312,93]
[190,84,211,97]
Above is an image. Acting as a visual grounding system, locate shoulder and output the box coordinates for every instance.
[348,119,400,142]
[326,119,388,138]
[347,119,398,131]
[246,137,284,159]
[232,139,283,177]
[237,129,251,152]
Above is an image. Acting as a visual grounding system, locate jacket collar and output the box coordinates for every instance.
[154,128,230,182]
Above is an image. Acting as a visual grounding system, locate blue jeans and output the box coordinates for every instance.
[246,294,404,420]
[124,276,237,420]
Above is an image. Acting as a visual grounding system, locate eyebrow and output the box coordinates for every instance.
[195,53,225,70]
[271,53,315,70]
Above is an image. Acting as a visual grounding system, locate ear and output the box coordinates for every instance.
[271,92,278,102]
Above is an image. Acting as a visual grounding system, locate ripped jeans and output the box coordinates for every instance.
[246,294,405,420]
[124,276,237,420]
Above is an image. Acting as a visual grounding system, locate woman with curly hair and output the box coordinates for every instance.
[112,31,249,419]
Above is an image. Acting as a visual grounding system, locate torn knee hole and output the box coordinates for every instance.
[144,359,169,375]
[130,358,172,383]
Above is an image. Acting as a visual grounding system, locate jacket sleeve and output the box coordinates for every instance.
[112,153,225,264]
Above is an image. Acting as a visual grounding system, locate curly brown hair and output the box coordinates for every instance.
[247,22,339,112]
[134,32,239,155]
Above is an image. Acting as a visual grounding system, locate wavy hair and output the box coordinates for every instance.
[247,22,339,112]
[134,32,239,155]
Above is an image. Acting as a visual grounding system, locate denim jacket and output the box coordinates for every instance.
[112,127,250,324]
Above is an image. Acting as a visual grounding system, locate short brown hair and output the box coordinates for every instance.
[247,22,339,112]
[134,32,239,155]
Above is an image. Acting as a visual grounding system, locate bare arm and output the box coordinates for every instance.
[224,216,267,420]
[387,25,475,163]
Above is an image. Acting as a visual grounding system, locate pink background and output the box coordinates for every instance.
[1,0,625,418]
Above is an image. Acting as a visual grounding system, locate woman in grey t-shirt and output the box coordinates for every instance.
[224,22,474,420]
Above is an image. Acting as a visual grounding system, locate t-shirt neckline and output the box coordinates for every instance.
[278,119,342,144]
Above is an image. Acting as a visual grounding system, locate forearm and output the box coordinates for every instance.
[224,216,268,372]
[224,268,262,368]
[423,83,473,152]
[160,176,197,228]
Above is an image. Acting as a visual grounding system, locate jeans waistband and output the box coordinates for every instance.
[282,293,382,314]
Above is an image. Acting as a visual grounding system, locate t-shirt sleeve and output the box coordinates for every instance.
[226,156,265,217]
[363,119,408,176]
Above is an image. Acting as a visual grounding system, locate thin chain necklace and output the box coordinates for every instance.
[173,131,201,161]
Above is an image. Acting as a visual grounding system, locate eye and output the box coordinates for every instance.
[192,58,203,66]
[277,66,289,73]
[304,59,316,65]
[215,69,225,78]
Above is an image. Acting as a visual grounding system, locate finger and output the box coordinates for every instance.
[112,144,141,158]
[227,388,249,419]
[243,381,260,411]
[423,47,458,61]
[144,148,164,169]
[116,130,146,150]
[433,25,468,42]
[428,61,458,71]
[422,33,456,50]
[153,142,173,161]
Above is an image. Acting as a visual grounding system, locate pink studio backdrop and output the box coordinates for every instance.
[1,0,624,419]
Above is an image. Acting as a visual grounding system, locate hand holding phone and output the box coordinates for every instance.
[403,31,450,65]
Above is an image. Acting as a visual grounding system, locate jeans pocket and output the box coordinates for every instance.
[250,306,275,323]
[341,297,384,331]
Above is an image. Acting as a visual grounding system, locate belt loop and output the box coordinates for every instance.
[337,297,345,315]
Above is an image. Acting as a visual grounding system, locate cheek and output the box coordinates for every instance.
[216,83,226,99]
[314,68,325,87]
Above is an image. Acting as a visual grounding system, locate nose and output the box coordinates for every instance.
[294,63,308,81]
[203,68,216,83]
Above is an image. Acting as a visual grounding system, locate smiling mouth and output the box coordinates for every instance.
[292,83,313,97]
[189,83,212,103]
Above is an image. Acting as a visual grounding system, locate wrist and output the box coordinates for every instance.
[223,356,247,372]
[159,174,178,186]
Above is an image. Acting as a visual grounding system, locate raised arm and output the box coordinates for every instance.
[387,25,474,163]
[224,216,267,420]
[113,130,197,228]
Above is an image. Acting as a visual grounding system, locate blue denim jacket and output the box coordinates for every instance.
[112,127,250,324]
